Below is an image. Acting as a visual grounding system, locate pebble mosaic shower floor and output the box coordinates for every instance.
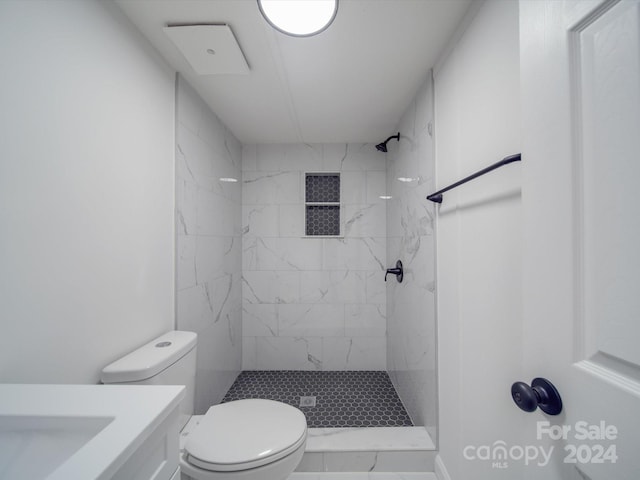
[221,371,413,428]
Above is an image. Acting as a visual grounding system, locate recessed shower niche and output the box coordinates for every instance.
[305,173,340,236]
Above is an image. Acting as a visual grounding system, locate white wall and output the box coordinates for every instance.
[434,1,525,478]
[242,144,387,370]
[0,0,175,383]
[386,74,437,436]
[176,77,243,412]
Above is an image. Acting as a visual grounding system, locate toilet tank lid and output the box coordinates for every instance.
[101,331,197,384]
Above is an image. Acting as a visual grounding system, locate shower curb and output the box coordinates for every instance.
[296,427,436,473]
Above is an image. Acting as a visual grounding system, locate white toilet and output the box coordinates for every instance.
[101,331,307,480]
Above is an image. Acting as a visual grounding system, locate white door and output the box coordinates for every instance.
[520,0,640,479]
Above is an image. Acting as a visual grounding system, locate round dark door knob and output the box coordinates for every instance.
[511,377,562,416]
[511,381,538,412]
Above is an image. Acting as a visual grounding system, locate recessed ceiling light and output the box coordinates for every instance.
[258,0,338,37]
[397,177,418,183]
[379,195,393,200]
[219,177,238,183]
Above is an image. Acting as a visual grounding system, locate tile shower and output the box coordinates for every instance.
[242,143,387,371]
[386,74,437,439]
[176,71,437,441]
[175,76,243,413]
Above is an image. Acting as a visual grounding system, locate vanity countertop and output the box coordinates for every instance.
[0,383,185,479]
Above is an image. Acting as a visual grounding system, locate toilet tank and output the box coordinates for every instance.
[101,330,197,428]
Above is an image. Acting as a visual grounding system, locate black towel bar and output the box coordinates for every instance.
[426,153,521,203]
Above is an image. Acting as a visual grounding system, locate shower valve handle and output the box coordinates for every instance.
[385,260,403,283]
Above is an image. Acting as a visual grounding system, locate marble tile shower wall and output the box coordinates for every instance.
[175,77,242,413]
[386,74,437,433]
[242,144,387,370]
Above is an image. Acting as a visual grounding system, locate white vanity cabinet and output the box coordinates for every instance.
[0,384,184,480]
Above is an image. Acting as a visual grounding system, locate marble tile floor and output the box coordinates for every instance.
[221,370,413,428]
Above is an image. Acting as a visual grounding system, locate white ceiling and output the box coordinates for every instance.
[115,0,472,144]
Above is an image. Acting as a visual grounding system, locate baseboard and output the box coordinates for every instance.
[435,454,451,480]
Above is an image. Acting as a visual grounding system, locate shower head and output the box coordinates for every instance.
[375,133,400,153]
[375,143,388,152]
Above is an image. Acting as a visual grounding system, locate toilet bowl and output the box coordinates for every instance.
[179,399,306,480]
[101,331,307,480]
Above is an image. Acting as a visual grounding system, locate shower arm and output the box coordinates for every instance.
[376,133,401,152]
[383,133,400,144]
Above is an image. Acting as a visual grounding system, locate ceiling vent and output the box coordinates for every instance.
[163,24,249,75]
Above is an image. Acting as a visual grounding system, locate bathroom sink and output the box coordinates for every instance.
[0,384,184,479]
[0,415,113,479]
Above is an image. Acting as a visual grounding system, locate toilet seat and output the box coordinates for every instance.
[184,399,307,472]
